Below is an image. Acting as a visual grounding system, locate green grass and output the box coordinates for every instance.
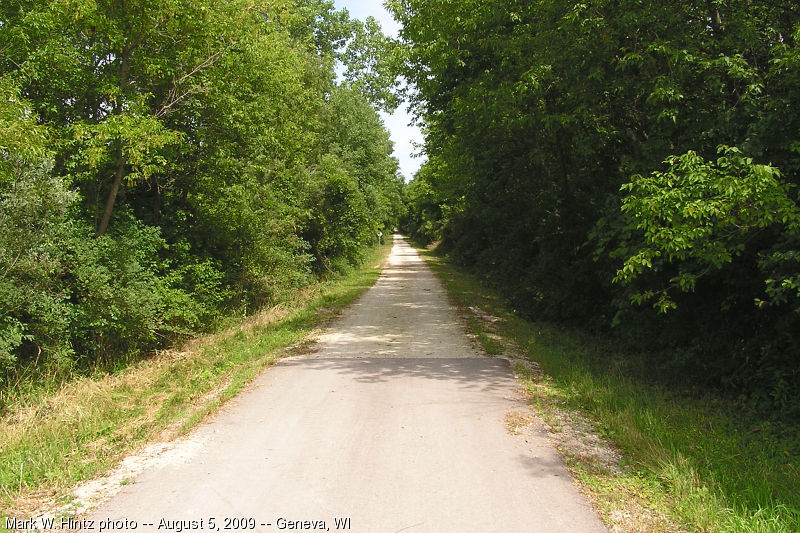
[0,242,392,520]
[417,245,800,533]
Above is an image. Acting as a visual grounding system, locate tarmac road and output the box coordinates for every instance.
[86,235,606,533]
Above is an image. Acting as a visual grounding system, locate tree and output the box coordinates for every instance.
[0,0,403,379]
[393,0,800,408]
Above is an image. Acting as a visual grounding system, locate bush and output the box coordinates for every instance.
[0,143,76,375]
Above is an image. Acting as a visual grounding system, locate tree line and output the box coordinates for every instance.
[393,0,800,415]
[0,0,403,387]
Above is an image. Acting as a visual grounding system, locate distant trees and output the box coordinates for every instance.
[394,0,800,413]
[0,0,403,383]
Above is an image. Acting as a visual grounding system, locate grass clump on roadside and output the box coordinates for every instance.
[416,244,800,533]
[0,241,392,519]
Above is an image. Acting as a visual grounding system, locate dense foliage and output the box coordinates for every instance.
[0,0,403,386]
[393,0,800,414]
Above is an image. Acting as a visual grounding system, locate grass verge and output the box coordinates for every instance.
[417,244,800,533]
[0,242,392,522]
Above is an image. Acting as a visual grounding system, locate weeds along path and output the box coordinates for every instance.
[83,235,606,533]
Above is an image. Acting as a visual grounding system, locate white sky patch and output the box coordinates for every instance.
[333,0,425,181]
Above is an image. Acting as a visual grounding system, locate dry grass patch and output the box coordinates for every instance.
[504,411,537,436]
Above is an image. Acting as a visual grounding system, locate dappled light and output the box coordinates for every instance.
[311,237,479,359]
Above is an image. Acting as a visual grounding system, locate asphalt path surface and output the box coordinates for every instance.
[86,235,606,533]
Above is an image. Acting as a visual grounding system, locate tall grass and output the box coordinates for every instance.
[420,247,800,533]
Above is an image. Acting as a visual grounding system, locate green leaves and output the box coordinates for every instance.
[0,77,50,182]
[615,147,800,313]
[617,146,800,310]
[72,111,180,185]
[0,0,402,377]
[341,16,401,112]
[397,0,800,409]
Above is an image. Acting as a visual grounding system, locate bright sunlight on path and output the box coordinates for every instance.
[86,236,606,533]
[313,234,478,358]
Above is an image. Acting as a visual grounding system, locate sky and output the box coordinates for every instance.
[332,0,425,181]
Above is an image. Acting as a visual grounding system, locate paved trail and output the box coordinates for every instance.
[87,236,606,533]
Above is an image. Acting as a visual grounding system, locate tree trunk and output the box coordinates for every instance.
[96,36,131,238]
[96,149,127,237]
[152,176,162,224]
